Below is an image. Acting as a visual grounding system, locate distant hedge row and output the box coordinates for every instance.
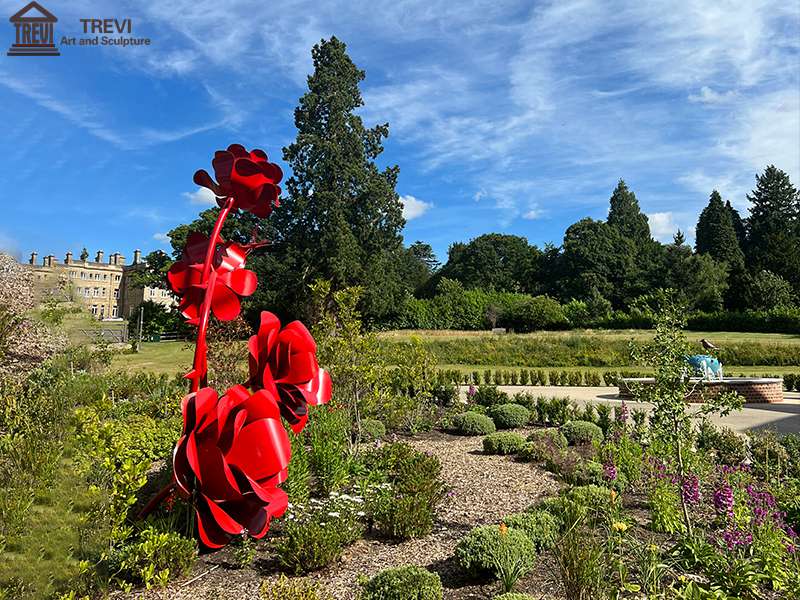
[435,368,800,390]
[391,289,800,334]
[381,336,800,368]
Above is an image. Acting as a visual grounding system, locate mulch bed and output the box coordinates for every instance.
[124,429,565,599]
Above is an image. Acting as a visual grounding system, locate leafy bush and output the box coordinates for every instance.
[361,566,442,600]
[562,420,604,445]
[449,412,496,436]
[749,430,790,478]
[362,443,446,540]
[501,510,558,551]
[527,429,568,448]
[500,295,569,332]
[486,403,530,429]
[359,419,387,442]
[483,432,526,455]
[780,433,800,477]
[260,575,332,600]
[519,429,568,462]
[699,425,746,465]
[595,404,611,435]
[473,385,509,407]
[108,526,197,588]
[307,407,350,494]
[274,495,365,574]
[456,525,535,579]
[283,431,310,502]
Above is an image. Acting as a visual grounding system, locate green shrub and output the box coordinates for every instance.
[260,575,332,600]
[362,443,446,540]
[108,526,197,588]
[562,420,604,445]
[449,412,496,436]
[483,432,526,455]
[595,404,611,435]
[511,391,536,412]
[519,369,530,385]
[307,407,350,494]
[483,369,492,384]
[749,430,790,477]
[568,371,583,386]
[784,374,795,392]
[536,370,547,385]
[456,525,535,579]
[361,566,442,600]
[501,509,558,551]
[549,370,560,387]
[705,426,746,465]
[360,419,387,442]
[283,431,310,502]
[274,496,364,574]
[486,403,530,429]
[474,385,509,407]
[537,485,616,529]
[780,433,800,477]
[526,428,568,448]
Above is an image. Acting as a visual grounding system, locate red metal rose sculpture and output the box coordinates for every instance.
[248,311,332,434]
[173,385,290,548]
[193,144,283,218]
[139,145,330,550]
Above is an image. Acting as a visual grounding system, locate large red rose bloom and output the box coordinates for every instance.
[173,385,291,548]
[248,311,332,434]
[193,144,283,218]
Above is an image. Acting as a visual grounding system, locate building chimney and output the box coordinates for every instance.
[65,251,73,264]
[133,249,142,265]
[44,255,56,267]
[116,253,126,266]
[95,250,104,263]
[108,252,116,265]
[29,251,38,265]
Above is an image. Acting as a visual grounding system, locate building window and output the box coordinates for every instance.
[114,288,120,299]
[115,274,121,281]
[81,272,87,280]
[103,274,108,280]
[91,304,97,316]
[112,306,118,318]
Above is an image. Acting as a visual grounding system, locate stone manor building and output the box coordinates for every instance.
[26,249,175,320]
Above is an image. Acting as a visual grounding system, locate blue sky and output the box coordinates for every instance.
[1,0,798,264]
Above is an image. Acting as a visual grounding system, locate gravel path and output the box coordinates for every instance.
[125,430,561,600]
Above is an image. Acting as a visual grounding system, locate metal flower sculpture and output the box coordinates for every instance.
[139,145,330,549]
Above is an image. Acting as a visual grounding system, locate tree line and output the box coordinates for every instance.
[138,36,800,332]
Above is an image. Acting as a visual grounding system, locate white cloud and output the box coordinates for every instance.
[400,195,433,220]
[688,86,738,104]
[153,232,170,243]
[183,187,218,206]
[523,204,544,220]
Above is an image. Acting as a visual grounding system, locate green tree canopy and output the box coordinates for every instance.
[695,190,745,270]
[431,233,538,294]
[607,179,651,245]
[746,165,800,292]
[268,36,406,322]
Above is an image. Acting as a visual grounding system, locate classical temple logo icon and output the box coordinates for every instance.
[7,1,59,57]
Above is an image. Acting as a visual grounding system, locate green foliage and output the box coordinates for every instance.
[359,418,387,442]
[108,526,197,588]
[482,432,526,455]
[561,420,604,445]
[283,431,310,503]
[307,407,350,494]
[362,443,446,540]
[360,566,442,600]
[695,190,745,272]
[229,535,258,569]
[456,525,535,580]
[526,428,568,448]
[746,270,796,310]
[473,384,509,407]
[501,510,558,551]
[648,480,683,534]
[486,403,530,429]
[274,496,365,574]
[552,501,610,600]
[696,424,746,466]
[260,575,332,600]
[449,412,496,436]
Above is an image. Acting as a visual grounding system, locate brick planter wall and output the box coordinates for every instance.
[618,378,784,404]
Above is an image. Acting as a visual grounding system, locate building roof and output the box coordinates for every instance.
[10,1,57,23]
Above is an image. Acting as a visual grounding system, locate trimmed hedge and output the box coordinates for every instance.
[456,524,535,578]
[562,420,604,445]
[449,412,496,436]
[501,509,559,551]
[361,566,442,600]
[486,403,530,429]
[359,419,386,442]
[483,432,526,455]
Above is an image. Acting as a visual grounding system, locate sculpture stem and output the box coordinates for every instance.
[189,197,235,392]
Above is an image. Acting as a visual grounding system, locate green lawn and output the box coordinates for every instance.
[112,328,800,378]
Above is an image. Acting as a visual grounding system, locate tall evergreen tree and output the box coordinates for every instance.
[695,190,745,270]
[746,166,800,292]
[725,200,747,248]
[268,37,405,321]
[607,179,651,245]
